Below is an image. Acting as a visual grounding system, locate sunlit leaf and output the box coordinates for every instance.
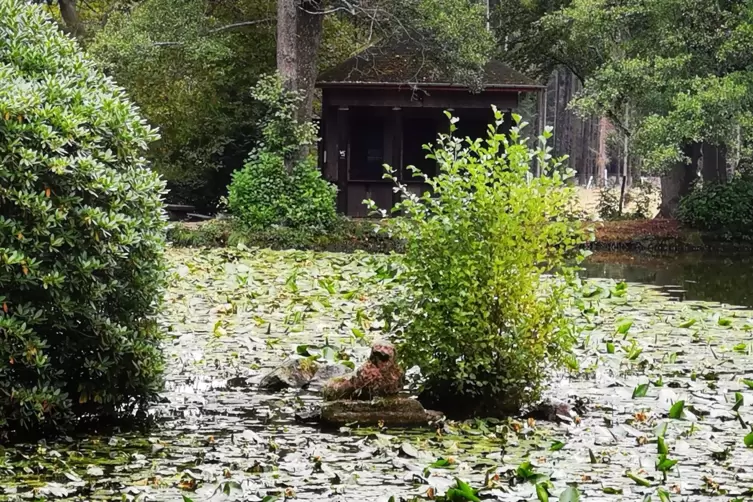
[657,437,668,455]
[558,485,580,502]
[656,455,677,472]
[626,471,651,487]
[617,319,634,335]
[678,319,696,329]
[536,482,550,502]
[633,383,649,398]
[668,400,685,419]
[744,431,753,448]
[657,487,671,502]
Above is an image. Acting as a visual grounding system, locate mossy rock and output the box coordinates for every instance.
[320,397,442,427]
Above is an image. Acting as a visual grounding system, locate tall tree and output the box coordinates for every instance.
[275,0,494,121]
[496,0,753,215]
[58,0,84,35]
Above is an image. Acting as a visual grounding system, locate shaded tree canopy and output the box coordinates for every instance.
[42,0,493,209]
[496,0,753,176]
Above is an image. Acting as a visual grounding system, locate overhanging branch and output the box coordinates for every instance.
[206,17,276,34]
[153,17,276,47]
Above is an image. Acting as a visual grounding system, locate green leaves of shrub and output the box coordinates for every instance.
[0,0,167,433]
[375,111,587,414]
[227,74,336,231]
[678,176,753,234]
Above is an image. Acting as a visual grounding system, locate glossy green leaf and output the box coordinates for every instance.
[744,431,753,448]
[536,482,550,502]
[558,486,580,502]
[626,471,652,487]
[678,319,696,329]
[669,400,685,419]
[657,437,668,455]
[617,319,634,335]
[633,383,649,398]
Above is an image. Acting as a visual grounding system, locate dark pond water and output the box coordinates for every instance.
[583,251,753,307]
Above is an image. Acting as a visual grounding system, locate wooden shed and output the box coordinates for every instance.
[316,44,546,217]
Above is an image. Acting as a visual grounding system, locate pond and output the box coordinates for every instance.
[583,251,753,308]
[2,247,753,501]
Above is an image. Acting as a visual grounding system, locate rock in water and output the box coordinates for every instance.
[259,358,319,390]
[320,397,442,427]
[295,406,322,424]
[526,398,575,422]
[322,343,403,400]
[309,363,353,388]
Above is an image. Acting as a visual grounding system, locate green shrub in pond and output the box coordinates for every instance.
[0,0,167,433]
[373,109,588,416]
[678,175,753,234]
[227,74,336,230]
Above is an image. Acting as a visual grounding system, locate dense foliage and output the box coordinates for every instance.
[0,0,167,432]
[376,110,587,415]
[88,0,275,211]
[678,176,753,234]
[597,181,657,221]
[228,74,337,230]
[87,0,364,211]
[497,0,753,175]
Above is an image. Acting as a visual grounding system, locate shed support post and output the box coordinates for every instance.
[336,107,349,214]
[391,107,403,211]
[535,88,548,177]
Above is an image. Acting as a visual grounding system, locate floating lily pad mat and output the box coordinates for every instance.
[2,247,753,501]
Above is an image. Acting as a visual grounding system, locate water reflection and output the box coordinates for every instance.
[582,251,753,307]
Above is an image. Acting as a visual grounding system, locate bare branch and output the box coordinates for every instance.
[206,17,276,34]
[299,5,353,15]
[153,17,276,46]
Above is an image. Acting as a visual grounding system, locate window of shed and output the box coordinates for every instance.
[402,117,438,180]
[349,116,386,181]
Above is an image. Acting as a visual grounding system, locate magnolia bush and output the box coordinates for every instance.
[374,109,588,416]
[0,0,167,432]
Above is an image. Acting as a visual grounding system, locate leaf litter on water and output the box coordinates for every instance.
[2,248,753,500]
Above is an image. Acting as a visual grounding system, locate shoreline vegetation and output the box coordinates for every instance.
[168,217,753,253]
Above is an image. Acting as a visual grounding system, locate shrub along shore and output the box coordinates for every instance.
[168,217,753,253]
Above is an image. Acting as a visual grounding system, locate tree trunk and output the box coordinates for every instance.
[701,142,727,183]
[295,1,324,122]
[276,0,324,170]
[276,0,323,120]
[277,0,299,90]
[596,117,608,186]
[659,143,700,218]
[58,0,83,37]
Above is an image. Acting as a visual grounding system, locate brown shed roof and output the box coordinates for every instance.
[317,44,543,90]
